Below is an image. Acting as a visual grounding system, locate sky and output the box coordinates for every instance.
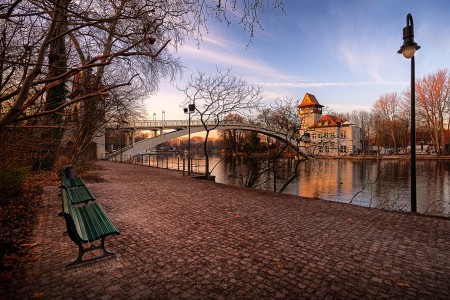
[144,0,450,121]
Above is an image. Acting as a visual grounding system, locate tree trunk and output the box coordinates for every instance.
[204,130,210,179]
[36,0,70,170]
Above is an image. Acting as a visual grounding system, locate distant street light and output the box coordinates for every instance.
[119,119,129,163]
[183,103,196,175]
[398,13,420,213]
[153,112,156,121]
[162,110,165,134]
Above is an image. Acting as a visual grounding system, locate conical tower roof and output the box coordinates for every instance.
[298,93,324,108]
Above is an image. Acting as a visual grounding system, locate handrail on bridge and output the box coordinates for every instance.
[109,119,299,136]
[114,119,247,129]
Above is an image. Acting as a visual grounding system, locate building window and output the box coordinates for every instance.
[319,146,323,153]
[324,133,329,138]
[340,131,347,138]
[325,146,329,153]
[340,145,347,153]
[311,134,317,139]
[318,133,322,138]
[330,133,335,138]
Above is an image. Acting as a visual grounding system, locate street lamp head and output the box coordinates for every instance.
[398,13,420,59]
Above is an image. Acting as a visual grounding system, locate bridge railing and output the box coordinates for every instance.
[120,120,302,138]
[118,120,219,128]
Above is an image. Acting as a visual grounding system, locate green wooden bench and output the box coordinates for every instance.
[61,189,120,269]
[60,172,96,205]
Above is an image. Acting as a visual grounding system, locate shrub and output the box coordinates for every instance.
[0,166,29,201]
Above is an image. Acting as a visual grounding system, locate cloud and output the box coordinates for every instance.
[256,81,408,88]
[337,38,389,82]
[180,41,280,77]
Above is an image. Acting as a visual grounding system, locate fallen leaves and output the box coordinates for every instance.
[397,282,411,287]
[20,242,39,248]
[31,292,45,298]
[0,179,44,295]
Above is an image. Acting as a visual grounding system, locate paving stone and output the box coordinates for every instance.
[4,161,450,299]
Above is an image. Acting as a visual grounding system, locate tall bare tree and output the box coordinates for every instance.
[219,113,246,155]
[371,92,403,153]
[415,69,450,156]
[1,0,285,169]
[255,98,310,192]
[181,68,262,178]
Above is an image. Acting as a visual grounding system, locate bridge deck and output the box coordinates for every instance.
[9,161,450,299]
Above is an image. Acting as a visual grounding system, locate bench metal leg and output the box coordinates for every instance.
[65,237,116,269]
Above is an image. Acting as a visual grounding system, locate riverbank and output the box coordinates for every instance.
[315,154,450,160]
[6,160,450,299]
[217,151,450,160]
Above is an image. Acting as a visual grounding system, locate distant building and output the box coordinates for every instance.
[298,93,363,156]
[416,130,450,155]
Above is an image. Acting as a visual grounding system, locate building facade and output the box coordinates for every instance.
[298,93,363,156]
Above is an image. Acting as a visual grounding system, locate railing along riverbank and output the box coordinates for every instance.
[106,153,208,176]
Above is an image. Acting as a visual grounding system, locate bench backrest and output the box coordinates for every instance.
[61,190,84,244]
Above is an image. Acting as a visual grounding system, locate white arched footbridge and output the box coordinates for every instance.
[105,120,310,160]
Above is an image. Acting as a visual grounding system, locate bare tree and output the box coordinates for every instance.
[219,113,246,155]
[371,92,403,153]
[181,68,262,179]
[414,69,450,156]
[255,98,312,192]
[0,0,285,129]
[1,0,285,170]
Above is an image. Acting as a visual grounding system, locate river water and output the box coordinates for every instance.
[134,152,450,216]
[207,154,450,217]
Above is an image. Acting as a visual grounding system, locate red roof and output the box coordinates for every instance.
[310,115,345,128]
[298,93,324,108]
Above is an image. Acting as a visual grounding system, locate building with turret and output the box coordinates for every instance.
[298,93,362,156]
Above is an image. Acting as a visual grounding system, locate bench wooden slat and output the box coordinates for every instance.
[70,202,119,243]
[61,189,70,215]
[77,205,100,242]
[70,177,85,187]
[70,204,87,241]
[66,186,96,204]
[85,204,117,237]
[61,174,85,188]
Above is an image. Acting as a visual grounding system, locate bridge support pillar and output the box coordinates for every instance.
[132,129,135,146]
[124,132,130,146]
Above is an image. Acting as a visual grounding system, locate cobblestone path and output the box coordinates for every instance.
[7,161,450,299]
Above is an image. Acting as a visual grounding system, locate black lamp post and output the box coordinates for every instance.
[119,120,128,163]
[162,110,165,135]
[183,103,195,175]
[398,13,420,213]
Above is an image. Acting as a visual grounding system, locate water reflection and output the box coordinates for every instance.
[209,155,450,217]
